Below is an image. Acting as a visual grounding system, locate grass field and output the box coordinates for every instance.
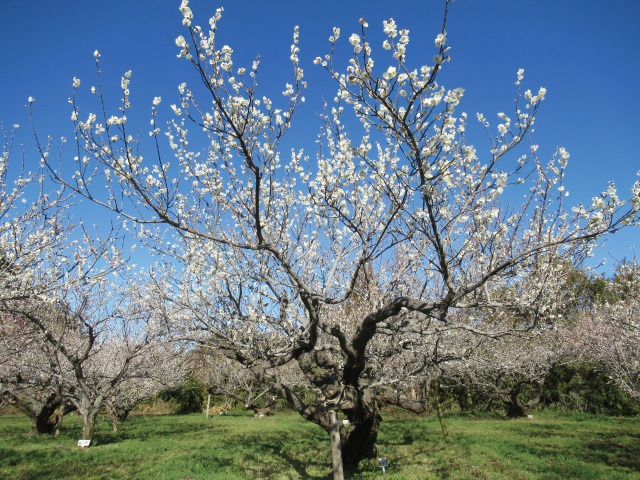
[0,411,639,479]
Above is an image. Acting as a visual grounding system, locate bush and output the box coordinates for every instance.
[159,377,206,414]
[541,362,640,416]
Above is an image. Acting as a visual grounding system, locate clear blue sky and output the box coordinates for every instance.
[1,0,638,272]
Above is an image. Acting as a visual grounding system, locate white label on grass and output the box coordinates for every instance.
[77,439,91,448]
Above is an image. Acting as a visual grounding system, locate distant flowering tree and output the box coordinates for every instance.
[104,336,186,432]
[445,260,584,418]
[0,129,173,440]
[0,309,72,435]
[573,262,640,403]
[0,123,78,435]
[189,348,299,416]
[4,273,176,441]
[34,0,640,471]
[452,326,571,418]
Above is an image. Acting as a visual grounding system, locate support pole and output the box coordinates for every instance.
[434,381,450,443]
[329,410,344,480]
[206,394,211,419]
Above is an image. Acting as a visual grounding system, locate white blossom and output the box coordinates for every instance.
[179,0,193,26]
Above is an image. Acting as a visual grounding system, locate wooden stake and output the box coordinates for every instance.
[329,410,344,480]
[434,381,450,443]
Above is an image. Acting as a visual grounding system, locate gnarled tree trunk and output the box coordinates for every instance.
[341,402,381,471]
[32,399,68,436]
[503,378,545,418]
[5,390,67,436]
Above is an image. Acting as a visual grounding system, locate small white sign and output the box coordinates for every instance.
[77,439,91,448]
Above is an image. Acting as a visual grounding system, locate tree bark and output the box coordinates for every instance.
[504,379,544,418]
[81,410,99,441]
[31,406,61,435]
[505,401,526,418]
[106,403,131,433]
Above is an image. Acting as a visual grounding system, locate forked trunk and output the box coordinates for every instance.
[504,379,544,418]
[274,378,381,472]
[116,407,131,421]
[31,412,57,435]
[107,404,132,433]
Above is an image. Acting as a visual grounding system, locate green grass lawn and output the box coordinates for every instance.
[0,411,639,479]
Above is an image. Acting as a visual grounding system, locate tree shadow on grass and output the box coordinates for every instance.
[475,431,640,478]
[217,429,331,479]
[53,414,228,446]
[373,418,475,480]
[586,435,640,471]
[0,446,22,468]
[378,416,439,446]
[92,420,218,446]
[0,447,115,480]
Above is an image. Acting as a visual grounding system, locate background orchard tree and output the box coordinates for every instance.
[105,341,186,432]
[4,261,174,442]
[58,278,174,441]
[0,144,142,443]
[35,0,640,470]
[0,307,73,435]
[573,261,640,403]
[446,258,582,418]
[0,122,81,435]
[453,327,571,418]
[190,348,301,416]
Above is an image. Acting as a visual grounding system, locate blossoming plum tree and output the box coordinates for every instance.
[0,123,79,434]
[189,348,300,417]
[452,326,571,418]
[4,272,178,441]
[0,127,179,439]
[573,262,640,403]
[36,0,640,470]
[0,310,72,435]
[105,340,187,432]
[443,260,584,418]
